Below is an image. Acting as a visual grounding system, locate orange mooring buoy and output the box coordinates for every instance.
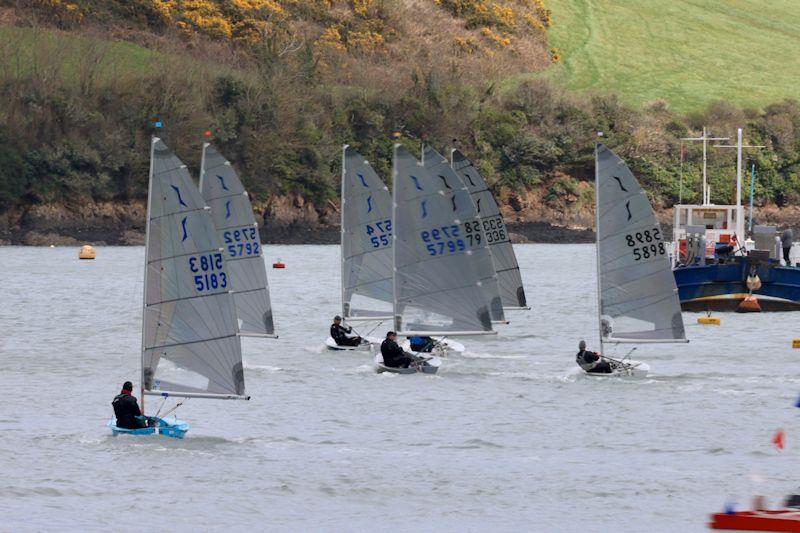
[78,244,96,260]
[272,260,285,269]
[736,294,761,313]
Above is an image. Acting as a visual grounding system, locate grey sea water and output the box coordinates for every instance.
[1,244,798,532]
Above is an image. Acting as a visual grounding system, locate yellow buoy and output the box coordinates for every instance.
[792,338,800,349]
[698,316,721,325]
[78,244,96,260]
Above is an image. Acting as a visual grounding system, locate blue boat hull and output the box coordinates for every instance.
[674,257,800,311]
[108,416,190,439]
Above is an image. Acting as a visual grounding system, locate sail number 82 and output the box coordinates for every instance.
[625,228,665,261]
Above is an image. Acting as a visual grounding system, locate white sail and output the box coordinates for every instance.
[451,149,528,310]
[595,144,687,343]
[200,143,275,337]
[341,145,394,320]
[422,145,505,324]
[142,138,247,399]
[392,144,495,336]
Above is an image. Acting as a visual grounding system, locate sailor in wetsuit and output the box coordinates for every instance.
[576,340,613,374]
[381,331,423,368]
[330,316,363,346]
[408,335,436,353]
[112,381,146,429]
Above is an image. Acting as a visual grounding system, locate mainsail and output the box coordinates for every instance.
[392,144,495,336]
[341,145,394,320]
[595,144,687,343]
[142,138,247,399]
[451,149,528,310]
[422,145,505,324]
[200,143,275,337]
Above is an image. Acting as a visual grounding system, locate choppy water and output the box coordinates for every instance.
[1,244,799,532]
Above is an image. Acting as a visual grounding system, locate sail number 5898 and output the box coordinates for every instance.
[625,228,666,261]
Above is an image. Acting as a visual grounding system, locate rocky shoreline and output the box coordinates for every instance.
[3,197,799,246]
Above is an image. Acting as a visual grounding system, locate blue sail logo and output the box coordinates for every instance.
[180,216,189,242]
[171,185,187,207]
[410,175,423,191]
[421,200,428,219]
[225,200,232,219]
[217,175,229,191]
[358,173,368,187]
[366,195,373,213]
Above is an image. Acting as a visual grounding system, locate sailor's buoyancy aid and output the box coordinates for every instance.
[576,350,599,371]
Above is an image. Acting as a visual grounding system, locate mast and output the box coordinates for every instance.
[340,144,347,319]
[199,141,208,191]
[141,136,157,415]
[391,144,399,333]
[681,127,728,205]
[594,142,603,353]
[712,129,765,239]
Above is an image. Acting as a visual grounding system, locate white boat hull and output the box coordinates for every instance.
[325,336,379,351]
[584,360,649,379]
[374,353,441,374]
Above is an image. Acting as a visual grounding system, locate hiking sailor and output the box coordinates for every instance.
[330,315,364,347]
[112,381,147,429]
[408,335,436,353]
[381,331,425,369]
[576,340,613,374]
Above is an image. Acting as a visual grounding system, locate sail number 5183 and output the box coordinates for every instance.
[188,252,228,292]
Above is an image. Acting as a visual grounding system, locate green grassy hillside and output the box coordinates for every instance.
[545,0,800,112]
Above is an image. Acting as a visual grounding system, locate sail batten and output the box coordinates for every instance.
[142,138,246,397]
[392,145,495,335]
[451,149,528,310]
[200,143,275,337]
[595,144,686,344]
[341,146,394,319]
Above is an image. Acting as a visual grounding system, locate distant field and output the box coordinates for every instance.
[544,0,800,112]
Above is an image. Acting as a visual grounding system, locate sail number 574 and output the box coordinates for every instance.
[625,228,665,261]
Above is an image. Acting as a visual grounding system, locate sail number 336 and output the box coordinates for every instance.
[188,252,228,292]
[625,228,665,261]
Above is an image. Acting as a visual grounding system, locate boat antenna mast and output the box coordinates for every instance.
[681,127,729,205]
[712,128,765,238]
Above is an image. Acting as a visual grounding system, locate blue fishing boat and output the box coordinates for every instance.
[671,127,800,311]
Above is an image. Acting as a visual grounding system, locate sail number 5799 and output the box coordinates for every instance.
[625,228,666,261]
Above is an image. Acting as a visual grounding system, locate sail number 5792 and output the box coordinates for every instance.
[625,228,666,261]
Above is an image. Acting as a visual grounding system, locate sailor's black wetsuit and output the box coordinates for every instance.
[576,349,613,374]
[331,324,361,346]
[381,339,417,368]
[112,392,146,429]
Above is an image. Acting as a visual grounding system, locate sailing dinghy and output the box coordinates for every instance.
[327,146,392,351]
[423,145,506,327]
[586,144,688,378]
[199,143,276,338]
[373,353,442,374]
[381,145,497,372]
[108,138,249,438]
[451,149,528,311]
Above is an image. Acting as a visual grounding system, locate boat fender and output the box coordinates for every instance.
[736,295,761,313]
[698,316,721,325]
